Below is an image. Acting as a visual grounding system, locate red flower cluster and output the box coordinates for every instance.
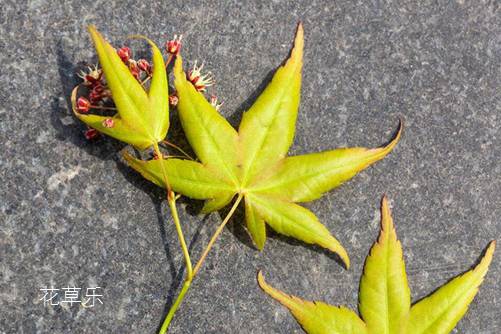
[78,65,110,105]
[116,46,152,81]
[137,59,151,74]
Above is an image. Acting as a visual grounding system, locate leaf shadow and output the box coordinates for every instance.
[223,204,257,251]
[51,39,126,161]
[156,209,209,333]
[225,31,299,128]
[393,241,495,312]
[165,100,196,160]
[267,229,349,269]
[225,69,275,128]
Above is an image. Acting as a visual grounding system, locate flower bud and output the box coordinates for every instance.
[77,97,91,113]
[89,84,105,103]
[84,128,99,140]
[117,46,132,63]
[102,118,114,128]
[169,93,178,106]
[128,60,140,80]
[137,59,151,74]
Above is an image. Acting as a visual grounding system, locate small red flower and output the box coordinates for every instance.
[102,118,114,128]
[169,93,179,106]
[166,35,182,55]
[128,60,140,80]
[187,61,214,92]
[77,97,91,113]
[89,91,101,104]
[84,128,99,140]
[117,46,132,63]
[78,65,103,87]
[137,59,151,74]
[89,84,105,103]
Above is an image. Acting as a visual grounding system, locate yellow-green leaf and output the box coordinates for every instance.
[71,87,152,149]
[407,240,496,334]
[174,56,240,185]
[141,35,170,142]
[250,124,402,202]
[258,271,368,334]
[248,193,349,267]
[245,198,267,250]
[258,196,495,334]
[359,196,410,334]
[123,153,233,201]
[126,24,401,267]
[238,24,303,186]
[74,26,169,150]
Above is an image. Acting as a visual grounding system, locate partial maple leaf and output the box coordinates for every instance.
[124,24,402,267]
[258,196,496,334]
[72,26,169,150]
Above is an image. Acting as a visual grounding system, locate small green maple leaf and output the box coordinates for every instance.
[72,26,169,150]
[124,24,402,267]
[258,196,496,334]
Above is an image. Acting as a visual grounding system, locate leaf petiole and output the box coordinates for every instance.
[159,193,244,333]
[153,142,193,294]
[161,140,195,161]
[167,191,193,279]
[193,194,243,275]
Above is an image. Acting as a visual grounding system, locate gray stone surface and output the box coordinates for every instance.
[1,0,500,333]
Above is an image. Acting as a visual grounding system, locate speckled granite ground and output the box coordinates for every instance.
[0,1,500,333]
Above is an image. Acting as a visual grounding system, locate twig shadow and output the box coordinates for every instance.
[226,69,275,128]
[156,210,209,333]
[267,230,348,269]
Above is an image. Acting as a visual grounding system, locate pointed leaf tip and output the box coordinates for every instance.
[408,239,495,334]
[384,119,403,152]
[258,271,285,305]
[257,270,266,289]
[479,240,496,270]
[293,22,304,57]
[257,271,298,311]
[259,198,493,334]
[380,194,394,232]
[259,270,369,334]
[174,55,184,78]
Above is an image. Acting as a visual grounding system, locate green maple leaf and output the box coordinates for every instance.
[258,196,496,334]
[124,24,402,267]
[72,26,169,150]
